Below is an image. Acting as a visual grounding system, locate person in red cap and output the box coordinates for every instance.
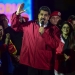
[68,15,75,30]
[50,11,61,26]
[50,11,62,39]
[11,3,60,75]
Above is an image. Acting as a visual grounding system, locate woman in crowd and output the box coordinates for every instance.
[55,21,75,75]
[0,21,17,75]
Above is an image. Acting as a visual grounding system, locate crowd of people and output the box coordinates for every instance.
[0,3,75,75]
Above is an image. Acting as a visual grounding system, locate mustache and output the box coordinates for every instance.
[40,18,45,21]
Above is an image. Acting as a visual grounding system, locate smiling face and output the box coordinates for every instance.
[61,24,70,35]
[38,10,50,24]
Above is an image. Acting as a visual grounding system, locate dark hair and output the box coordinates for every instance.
[61,21,73,35]
[39,6,51,15]
[68,15,75,24]
[68,15,75,20]
[0,14,7,21]
[0,20,6,42]
[0,21,5,29]
[0,14,7,17]
[0,22,5,38]
[57,20,63,28]
[60,21,75,50]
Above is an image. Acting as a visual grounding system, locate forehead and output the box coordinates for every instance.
[39,10,48,14]
[62,24,69,27]
[51,16,60,18]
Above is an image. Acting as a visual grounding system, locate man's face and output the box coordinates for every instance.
[2,17,8,29]
[38,10,50,24]
[50,16,61,25]
[0,25,4,38]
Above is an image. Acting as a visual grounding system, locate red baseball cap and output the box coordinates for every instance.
[50,11,61,18]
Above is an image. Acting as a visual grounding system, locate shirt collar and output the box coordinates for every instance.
[39,22,48,27]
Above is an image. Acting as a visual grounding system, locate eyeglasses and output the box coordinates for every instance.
[62,27,70,29]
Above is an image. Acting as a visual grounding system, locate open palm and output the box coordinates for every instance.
[16,3,26,15]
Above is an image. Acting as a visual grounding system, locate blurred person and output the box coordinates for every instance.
[55,21,75,75]
[56,20,63,29]
[0,14,29,75]
[50,11,62,38]
[50,11,61,26]
[11,3,59,75]
[68,15,75,29]
[0,14,28,55]
[68,15,75,39]
[0,22,17,75]
[11,12,29,75]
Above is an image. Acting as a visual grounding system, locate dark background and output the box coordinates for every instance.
[33,0,75,20]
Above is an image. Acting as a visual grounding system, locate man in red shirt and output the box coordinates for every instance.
[50,11,62,39]
[11,3,59,75]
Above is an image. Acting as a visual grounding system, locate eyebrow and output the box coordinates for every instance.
[62,27,70,28]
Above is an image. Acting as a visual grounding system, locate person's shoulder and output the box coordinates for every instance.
[5,26,11,32]
[48,22,55,27]
[48,23,55,29]
[7,26,15,31]
[5,26,15,33]
[28,20,36,23]
[51,24,60,30]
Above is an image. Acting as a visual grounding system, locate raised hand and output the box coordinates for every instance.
[5,33,10,45]
[6,33,10,39]
[64,54,70,61]
[16,3,26,15]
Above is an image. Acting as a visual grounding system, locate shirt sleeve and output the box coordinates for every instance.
[11,12,23,32]
[8,40,17,54]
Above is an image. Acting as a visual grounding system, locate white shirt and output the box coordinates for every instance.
[39,22,48,28]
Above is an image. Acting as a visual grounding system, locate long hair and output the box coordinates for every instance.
[61,21,73,35]
[60,21,75,50]
[0,14,7,21]
[39,6,51,15]
[69,31,75,50]
[0,21,6,43]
